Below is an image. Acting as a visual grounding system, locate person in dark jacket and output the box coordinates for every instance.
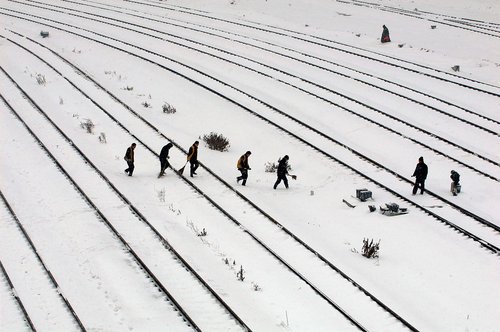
[158,142,173,178]
[450,170,460,196]
[124,143,136,176]
[236,151,252,186]
[187,141,199,177]
[381,25,391,43]
[273,155,290,189]
[412,156,428,194]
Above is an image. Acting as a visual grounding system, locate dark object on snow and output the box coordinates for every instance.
[356,188,372,202]
[398,43,405,48]
[412,156,428,195]
[186,141,199,177]
[451,65,460,72]
[362,238,380,258]
[177,161,188,175]
[369,205,376,212]
[273,155,290,189]
[236,151,252,186]
[342,199,356,208]
[450,170,461,196]
[124,143,136,176]
[40,31,49,38]
[158,142,173,178]
[381,25,391,43]
[380,203,408,216]
[431,25,437,29]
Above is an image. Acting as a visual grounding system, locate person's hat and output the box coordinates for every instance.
[419,156,423,162]
[246,151,251,155]
[284,155,289,159]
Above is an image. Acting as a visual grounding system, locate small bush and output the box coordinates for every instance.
[142,101,151,108]
[123,86,134,91]
[361,238,380,258]
[36,74,46,85]
[203,132,230,152]
[265,162,277,173]
[162,102,176,114]
[264,158,292,173]
[98,132,107,143]
[80,119,94,134]
[236,265,245,281]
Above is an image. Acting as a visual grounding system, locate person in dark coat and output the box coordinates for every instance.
[412,156,428,194]
[450,170,460,196]
[381,25,391,43]
[273,155,290,189]
[236,151,252,186]
[158,142,173,178]
[124,143,136,176]
[187,141,199,177]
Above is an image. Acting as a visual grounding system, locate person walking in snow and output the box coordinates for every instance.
[158,142,173,178]
[273,155,290,189]
[381,25,391,43]
[450,170,460,196]
[411,156,428,195]
[236,151,252,186]
[124,143,136,176]
[187,141,199,178]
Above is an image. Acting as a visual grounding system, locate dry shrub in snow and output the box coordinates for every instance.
[203,132,230,151]
[80,119,95,134]
[162,102,176,114]
[361,238,380,258]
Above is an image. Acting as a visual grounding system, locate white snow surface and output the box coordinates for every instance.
[1,0,499,331]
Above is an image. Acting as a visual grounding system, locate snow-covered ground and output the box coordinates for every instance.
[1,0,499,331]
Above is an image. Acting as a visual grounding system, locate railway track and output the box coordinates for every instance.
[0,87,244,331]
[0,252,37,331]
[1,2,499,330]
[0,27,420,332]
[0,190,85,331]
[337,0,500,37]
[8,0,500,177]
[4,6,499,237]
[125,0,500,93]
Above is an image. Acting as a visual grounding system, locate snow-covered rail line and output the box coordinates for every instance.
[22,0,500,137]
[3,0,500,179]
[6,11,497,239]
[0,88,203,331]
[337,0,500,37]
[3,1,496,330]
[2,5,499,216]
[0,26,420,332]
[0,253,37,331]
[1,72,252,331]
[2,13,496,332]
[0,262,33,331]
[128,0,500,95]
[3,9,500,328]
[0,190,84,332]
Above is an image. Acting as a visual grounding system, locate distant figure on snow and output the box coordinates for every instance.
[187,141,200,178]
[158,142,173,178]
[450,170,460,196]
[381,25,391,43]
[412,156,428,195]
[124,143,136,176]
[236,151,252,186]
[273,155,290,189]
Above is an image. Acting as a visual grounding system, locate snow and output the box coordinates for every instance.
[1,0,499,331]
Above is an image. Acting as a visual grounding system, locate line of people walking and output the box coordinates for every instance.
[124,141,295,189]
[125,143,460,196]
